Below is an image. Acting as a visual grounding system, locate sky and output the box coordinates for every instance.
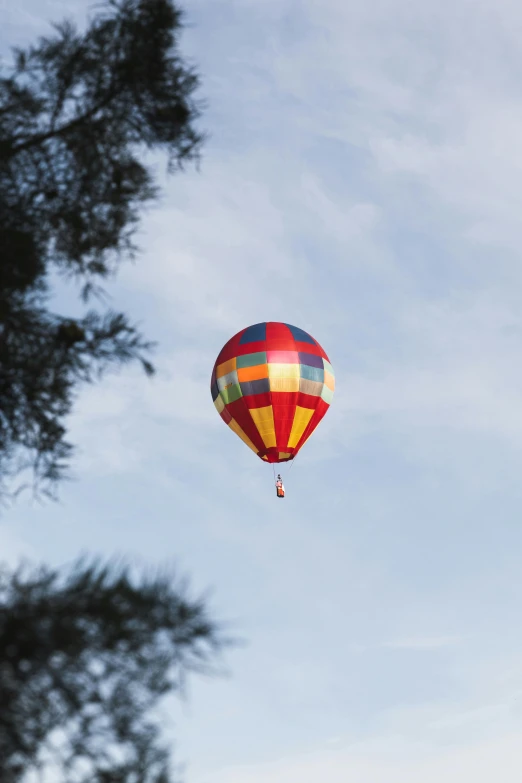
[2,0,522,780]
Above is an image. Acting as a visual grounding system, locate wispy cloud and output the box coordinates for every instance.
[0,524,38,565]
[382,636,461,650]
[4,0,522,780]
[195,731,522,783]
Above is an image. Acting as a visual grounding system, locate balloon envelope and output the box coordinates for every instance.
[210,322,334,463]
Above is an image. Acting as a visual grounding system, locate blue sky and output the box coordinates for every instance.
[3,0,522,780]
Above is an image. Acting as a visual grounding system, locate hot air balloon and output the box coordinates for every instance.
[210,322,334,495]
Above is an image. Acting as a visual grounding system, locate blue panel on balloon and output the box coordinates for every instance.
[240,378,270,396]
[285,324,316,344]
[239,323,267,344]
[300,365,324,382]
[298,352,324,369]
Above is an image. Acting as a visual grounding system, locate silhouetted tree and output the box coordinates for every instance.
[0,557,229,782]
[0,0,204,497]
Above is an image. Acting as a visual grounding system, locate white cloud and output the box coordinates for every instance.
[0,524,38,565]
[67,348,221,477]
[382,635,461,650]
[196,731,522,783]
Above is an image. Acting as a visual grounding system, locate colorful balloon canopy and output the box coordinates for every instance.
[210,322,334,463]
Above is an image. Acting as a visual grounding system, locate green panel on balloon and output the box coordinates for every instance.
[236,352,267,369]
[220,383,243,404]
[321,385,334,404]
[323,360,335,377]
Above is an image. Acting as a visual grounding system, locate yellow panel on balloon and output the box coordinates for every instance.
[217,357,237,378]
[268,363,300,380]
[287,406,314,448]
[249,405,276,448]
[324,370,335,392]
[228,418,258,454]
[270,376,299,392]
[268,363,299,392]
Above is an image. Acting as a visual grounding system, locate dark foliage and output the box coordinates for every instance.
[0,0,204,497]
[0,557,228,783]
